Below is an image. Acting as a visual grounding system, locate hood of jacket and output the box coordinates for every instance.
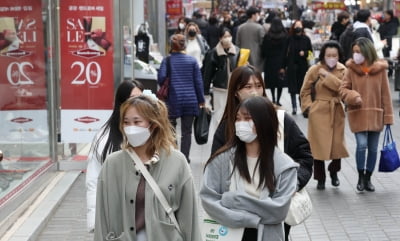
[345,59,388,76]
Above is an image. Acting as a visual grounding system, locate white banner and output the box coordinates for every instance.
[61,110,112,143]
[0,110,48,143]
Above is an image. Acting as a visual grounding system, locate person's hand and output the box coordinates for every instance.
[204,95,212,110]
[353,96,362,107]
[199,102,205,108]
[318,68,329,78]
[299,50,305,56]
[279,68,285,74]
[382,39,387,46]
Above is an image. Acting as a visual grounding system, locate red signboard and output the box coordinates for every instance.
[0,0,46,111]
[394,0,400,17]
[59,0,114,110]
[167,0,183,16]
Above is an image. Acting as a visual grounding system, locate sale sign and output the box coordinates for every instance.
[0,0,48,143]
[59,0,114,143]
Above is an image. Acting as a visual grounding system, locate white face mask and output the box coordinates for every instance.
[179,23,185,30]
[221,36,232,46]
[124,125,151,147]
[353,53,365,64]
[325,57,338,69]
[235,121,257,143]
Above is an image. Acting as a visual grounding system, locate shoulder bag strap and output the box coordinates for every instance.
[125,150,182,234]
[277,109,285,151]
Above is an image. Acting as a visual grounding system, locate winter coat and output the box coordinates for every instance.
[203,42,240,95]
[200,147,299,241]
[262,34,289,88]
[330,21,348,40]
[352,21,373,42]
[378,17,399,55]
[212,113,313,191]
[236,20,266,71]
[285,35,313,94]
[340,59,394,133]
[94,149,202,241]
[300,62,349,160]
[157,52,205,119]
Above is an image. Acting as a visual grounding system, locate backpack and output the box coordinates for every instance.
[339,24,355,62]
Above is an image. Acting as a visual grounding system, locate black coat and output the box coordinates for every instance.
[262,35,289,88]
[211,113,314,191]
[379,18,399,56]
[286,35,312,94]
[330,21,347,40]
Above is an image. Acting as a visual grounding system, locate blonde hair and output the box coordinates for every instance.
[119,95,177,156]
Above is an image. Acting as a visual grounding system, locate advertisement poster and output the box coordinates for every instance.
[60,0,114,143]
[0,0,48,143]
[166,0,183,29]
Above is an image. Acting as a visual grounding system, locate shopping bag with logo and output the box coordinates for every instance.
[201,217,244,241]
[378,125,400,172]
[284,185,313,226]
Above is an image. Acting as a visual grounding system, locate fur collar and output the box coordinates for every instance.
[345,59,388,76]
[216,42,237,56]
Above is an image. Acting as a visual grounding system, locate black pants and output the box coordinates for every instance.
[241,228,257,241]
[313,159,341,181]
[284,223,291,241]
[169,115,194,162]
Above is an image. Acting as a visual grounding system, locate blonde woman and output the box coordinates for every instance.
[94,95,202,241]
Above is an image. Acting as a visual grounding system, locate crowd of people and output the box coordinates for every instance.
[85,5,398,241]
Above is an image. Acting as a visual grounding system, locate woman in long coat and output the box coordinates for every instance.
[262,16,289,106]
[300,41,349,190]
[286,20,313,115]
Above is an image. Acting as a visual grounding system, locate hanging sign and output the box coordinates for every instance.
[0,0,48,143]
[59,0,114,143]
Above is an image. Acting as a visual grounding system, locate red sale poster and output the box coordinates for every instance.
[0,0,49,143]
[59,0,114,143]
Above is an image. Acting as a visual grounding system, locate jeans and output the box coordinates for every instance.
[170,115,194,161]
[354,131,381,172]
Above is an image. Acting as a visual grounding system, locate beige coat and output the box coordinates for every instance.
[300,62,349,161]
[340,59,394,133]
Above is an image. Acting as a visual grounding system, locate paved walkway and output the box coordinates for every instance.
[36,80,400,241]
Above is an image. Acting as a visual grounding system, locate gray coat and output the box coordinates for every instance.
[236,20,265,71]
[200,147,298,241]
[94,149,202,241]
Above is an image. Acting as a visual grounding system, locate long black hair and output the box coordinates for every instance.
[207,96,278,192]
[92,79,144,163]
[266,16,287,41]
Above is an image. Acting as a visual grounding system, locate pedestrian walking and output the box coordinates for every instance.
[261,16,289,106]
[329,11,350,41]
[286,20,313,115]
[203,27,240,141]
[157,34,205,162]
[94,95,202,241]
[184,22,209,69]
[236,6,265,71]
[378,10,399,58]
[86,79,143,232]
[201,95,299,241]
[211,65,313,241]
[300,41,349,190]
[340,37,394,192]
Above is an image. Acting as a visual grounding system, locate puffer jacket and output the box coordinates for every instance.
[340,59,394,133]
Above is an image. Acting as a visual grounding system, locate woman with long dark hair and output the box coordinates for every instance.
[201,96,298,241]
[86,79,143,232]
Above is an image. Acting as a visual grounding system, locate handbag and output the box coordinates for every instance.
[378,125,400,172]
[201,160,244,241]
[278,111,313,226]
[193,107,211,145]
[156,57,171,101]
[125,150,182,234]
[284,188,313,226]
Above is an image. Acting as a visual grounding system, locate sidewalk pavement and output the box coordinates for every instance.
[4,80,400,241]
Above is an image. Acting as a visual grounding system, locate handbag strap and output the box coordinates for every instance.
[125,150,182,234]
[383,125,394,146]
[166,56,171,78]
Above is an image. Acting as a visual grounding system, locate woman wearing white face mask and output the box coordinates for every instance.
[340,37,394,193]
[201,96,299,241]
[203,27,240,141]
[300,41,349,190]
[94,95,202,241]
